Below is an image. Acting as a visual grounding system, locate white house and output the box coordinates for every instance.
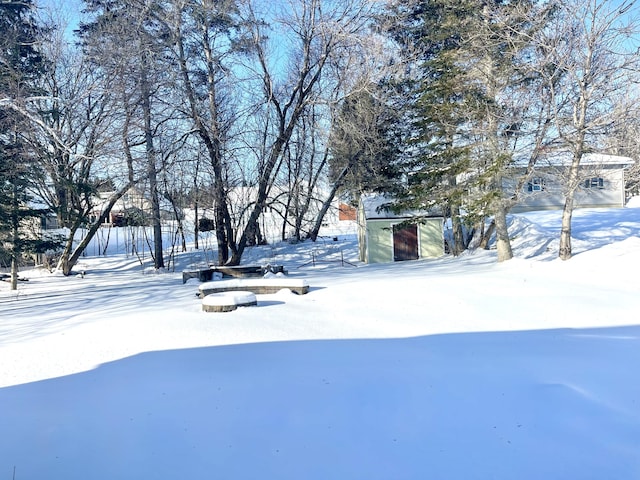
[507,153,635,213]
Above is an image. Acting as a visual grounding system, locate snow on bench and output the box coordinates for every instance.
[202,291,257,313]
[198,277,309,297]
[182,265,286,284]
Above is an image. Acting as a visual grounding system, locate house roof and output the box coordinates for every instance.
[359,193,442,220]
[526,152,636,168]
[580,153,635,166]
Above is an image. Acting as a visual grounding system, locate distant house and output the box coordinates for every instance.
[89,187,173,226]
[38,211,60,231]
[198,187,357,243]
[338,203,357,221]
[508,153,635,213]
[358,194,445,264]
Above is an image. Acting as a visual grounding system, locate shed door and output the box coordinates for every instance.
[393,224,419,261]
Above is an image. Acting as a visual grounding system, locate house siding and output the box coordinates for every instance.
[339,203,357,221]
[509,167,629,213]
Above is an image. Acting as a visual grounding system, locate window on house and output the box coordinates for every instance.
[527,177,546,192]
[584,177,604,189]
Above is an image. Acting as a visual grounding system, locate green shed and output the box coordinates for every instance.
[357,194,445,264]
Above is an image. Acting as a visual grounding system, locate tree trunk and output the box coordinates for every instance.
[193,161,200,250]
[494,204,513,262]
[558,165,579,261]
[174,23,234,264]
[57,232,77,276]
[56,185,133,275]
[213,183,230,264]
[559,151,582,260]
[10,257,18,291]
[559,197,574,260]
[479,220,496,250]
[297,138,332,242]
[229,132,291,265]
[140,63,164,269]
[194,201,200,250]
[307,195,333,242]
[166,192,187,253]
[10,182,19,291]
[449,201,466,256]
[281,196,291,242]
[148,165,165,268]
[307,165,348,242]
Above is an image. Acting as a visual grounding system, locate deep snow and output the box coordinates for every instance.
[1,202,640,479]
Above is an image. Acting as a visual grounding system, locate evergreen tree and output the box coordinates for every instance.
[382,0,545,259]
[381,0,480,255]
[0,0,53,289]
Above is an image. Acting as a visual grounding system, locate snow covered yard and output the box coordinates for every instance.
[1,204,640,479]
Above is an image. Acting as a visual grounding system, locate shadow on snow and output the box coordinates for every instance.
[2,325,640,480]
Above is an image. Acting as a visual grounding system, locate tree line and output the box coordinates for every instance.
[1,0,639,289]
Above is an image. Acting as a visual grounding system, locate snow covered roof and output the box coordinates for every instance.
[359,193,442,220]
[579,153,635,166]
[520,152,636,168]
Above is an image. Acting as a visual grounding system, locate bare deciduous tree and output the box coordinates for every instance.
[226,0,379,263]
[537,0,640,260]
[80,0,181,269]
[164,0,240,264]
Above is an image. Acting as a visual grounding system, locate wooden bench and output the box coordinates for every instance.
[183,265,286,284]
[0,273,28,282]
[198,278,309,297]
[202,291,258,313]
[210,265,286,278]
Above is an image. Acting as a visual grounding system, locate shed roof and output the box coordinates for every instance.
[360,193,442,220]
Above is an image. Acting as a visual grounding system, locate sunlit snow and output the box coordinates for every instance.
[1,201,640,479]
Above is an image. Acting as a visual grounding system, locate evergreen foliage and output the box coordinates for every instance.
[380,0,543,256]
[0,0,60,276]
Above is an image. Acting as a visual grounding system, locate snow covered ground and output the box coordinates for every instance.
[1,202,640,479]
